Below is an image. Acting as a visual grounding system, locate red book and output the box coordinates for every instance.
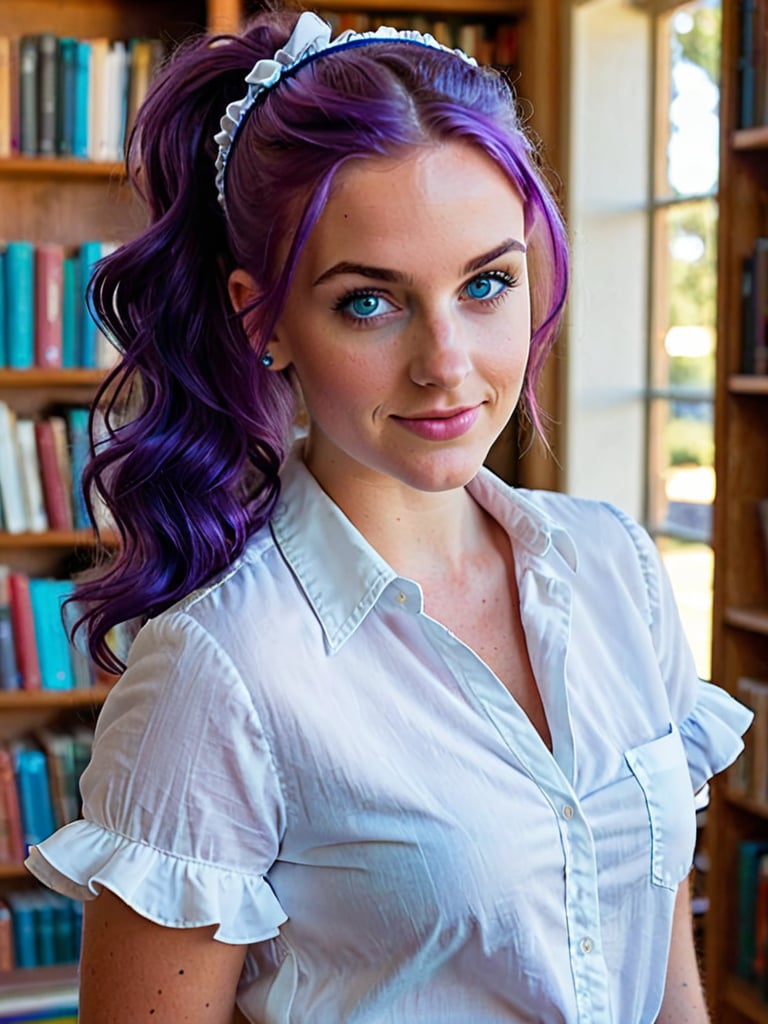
[34,419,73,531]
[0,746,24,864]
[8,572,41,691]
[34,243,64,368]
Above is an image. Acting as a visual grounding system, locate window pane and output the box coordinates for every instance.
[651,199,718,392]
[648,397,714,538]
[656,536,713,680]
[657,1,721,200]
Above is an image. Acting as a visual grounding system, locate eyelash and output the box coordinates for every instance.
[331,269,521,326]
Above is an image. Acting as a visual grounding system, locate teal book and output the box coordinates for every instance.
[736,838,768,981]
[5,241,35,368]
[0,247,5,366]
[13,745,56,850]
[65,407,91,530]
[61,255,79,367]
[78,241,103,367]
[28,578,74,691]
[56,37,78,156]
[6,892,37,968]
[73,40,91,158]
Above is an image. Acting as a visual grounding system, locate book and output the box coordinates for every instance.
[17,36,38,155]
[64,406,91,530]
[739,0,758,127]
[0,36,11,158]
[28,578,75,691]
[56,38,78,157]
[0,566,20,691]
[87,38,109,163]
[0,401,28,534]
[0,247,5,366]
[12,743,57,850]
[61,255,79,368]
[4,241,35,369]
[749,237,768,375]
[78,240,104,367]
[0,899,13,971]
[6,892,37,968]
[37,33,58,157]
[8,572,42,691]
[736,839,768,980]
[34,420,72,532]
[15,419,48,534]
[73,40,90,159]
[0,744,25,863]
[34,729,78,829]
[49,417,74,528]
[34,244,64,369]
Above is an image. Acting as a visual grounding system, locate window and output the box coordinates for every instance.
[648,0,720,679]
[566,0,720,680]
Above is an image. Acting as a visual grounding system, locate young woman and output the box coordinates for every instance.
[26,8,750,1023]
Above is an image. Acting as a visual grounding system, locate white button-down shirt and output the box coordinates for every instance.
[28,452,751,1023]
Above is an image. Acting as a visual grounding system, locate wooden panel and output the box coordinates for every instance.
[0,1,208,39]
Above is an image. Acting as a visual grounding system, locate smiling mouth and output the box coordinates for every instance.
[391,406,481,441]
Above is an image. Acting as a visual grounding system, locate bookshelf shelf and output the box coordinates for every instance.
[733,125,768,152]
[0,370,106,389]
[730,375,768,395]
[0,687,113,711]
[0,530,116,551]
[724,607,768,635]
[0,157,124,179]
[726,791,768,822]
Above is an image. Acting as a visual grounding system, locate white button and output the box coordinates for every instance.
[580,937,593,954]
[563,805,574,820]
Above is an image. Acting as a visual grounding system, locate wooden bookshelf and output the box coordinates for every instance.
[705,1,768,1020]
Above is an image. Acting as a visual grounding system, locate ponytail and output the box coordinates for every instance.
[75,14,299,672]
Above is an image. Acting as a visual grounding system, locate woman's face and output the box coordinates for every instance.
[247,142,531,502]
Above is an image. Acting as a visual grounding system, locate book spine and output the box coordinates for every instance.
[0,401,28,533]
[34,419,72,531]
[14,745,57,849]
[61,254,79,367]
[0,745,24,862]
[29,578,75,691]
[34,244,64,369]
[73,40,90,158]
[56,37,78,156]
[0,36,11,158]
[8,573,41,691]
[37,33,58,157]
[66,407,91,530]
[5,240,35,369]
[78,240,104,367]
[15,418,48,534]
[18,35,38,155]
[0,567,20,691]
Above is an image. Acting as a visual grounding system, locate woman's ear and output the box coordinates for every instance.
[228,268,258,314]
[227,268,292,371]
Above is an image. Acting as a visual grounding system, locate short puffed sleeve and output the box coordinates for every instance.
[25,610,288,944]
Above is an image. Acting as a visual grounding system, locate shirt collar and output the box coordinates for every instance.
[270,446,577,653]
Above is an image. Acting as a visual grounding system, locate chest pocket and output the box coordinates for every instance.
[625,724,696,891]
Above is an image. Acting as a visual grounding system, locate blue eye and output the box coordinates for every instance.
[463,274,510,301]
[335,290,397,323]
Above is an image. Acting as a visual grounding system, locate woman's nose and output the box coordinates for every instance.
[408,313,472,390]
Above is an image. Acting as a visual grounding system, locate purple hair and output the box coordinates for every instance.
[75,8,570,671]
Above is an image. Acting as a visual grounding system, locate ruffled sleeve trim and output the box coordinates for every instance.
[25,819,287,945]
[679,679,754,796]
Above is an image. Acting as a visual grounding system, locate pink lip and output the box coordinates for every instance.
[392,406,481,441]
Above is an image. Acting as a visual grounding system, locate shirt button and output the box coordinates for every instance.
[580,937,593,954]
[562,805,574,820]
[397,592,407,604]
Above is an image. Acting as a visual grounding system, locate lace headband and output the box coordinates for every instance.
[214,10,477,212]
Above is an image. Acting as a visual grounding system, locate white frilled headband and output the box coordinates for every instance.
[213,10,477,212]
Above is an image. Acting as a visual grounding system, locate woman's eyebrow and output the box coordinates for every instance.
[312,238,527,288]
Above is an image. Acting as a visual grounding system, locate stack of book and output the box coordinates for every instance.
[0,404,95,535]
[0,239,119,370]
[316,9,520,67]
[0,567,101,693]
[0,890,83,973]
[0,724,94,869]
[0,33,165,161]
[736,839,768,1000]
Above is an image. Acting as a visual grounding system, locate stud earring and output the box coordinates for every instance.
[260,352,274,368]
